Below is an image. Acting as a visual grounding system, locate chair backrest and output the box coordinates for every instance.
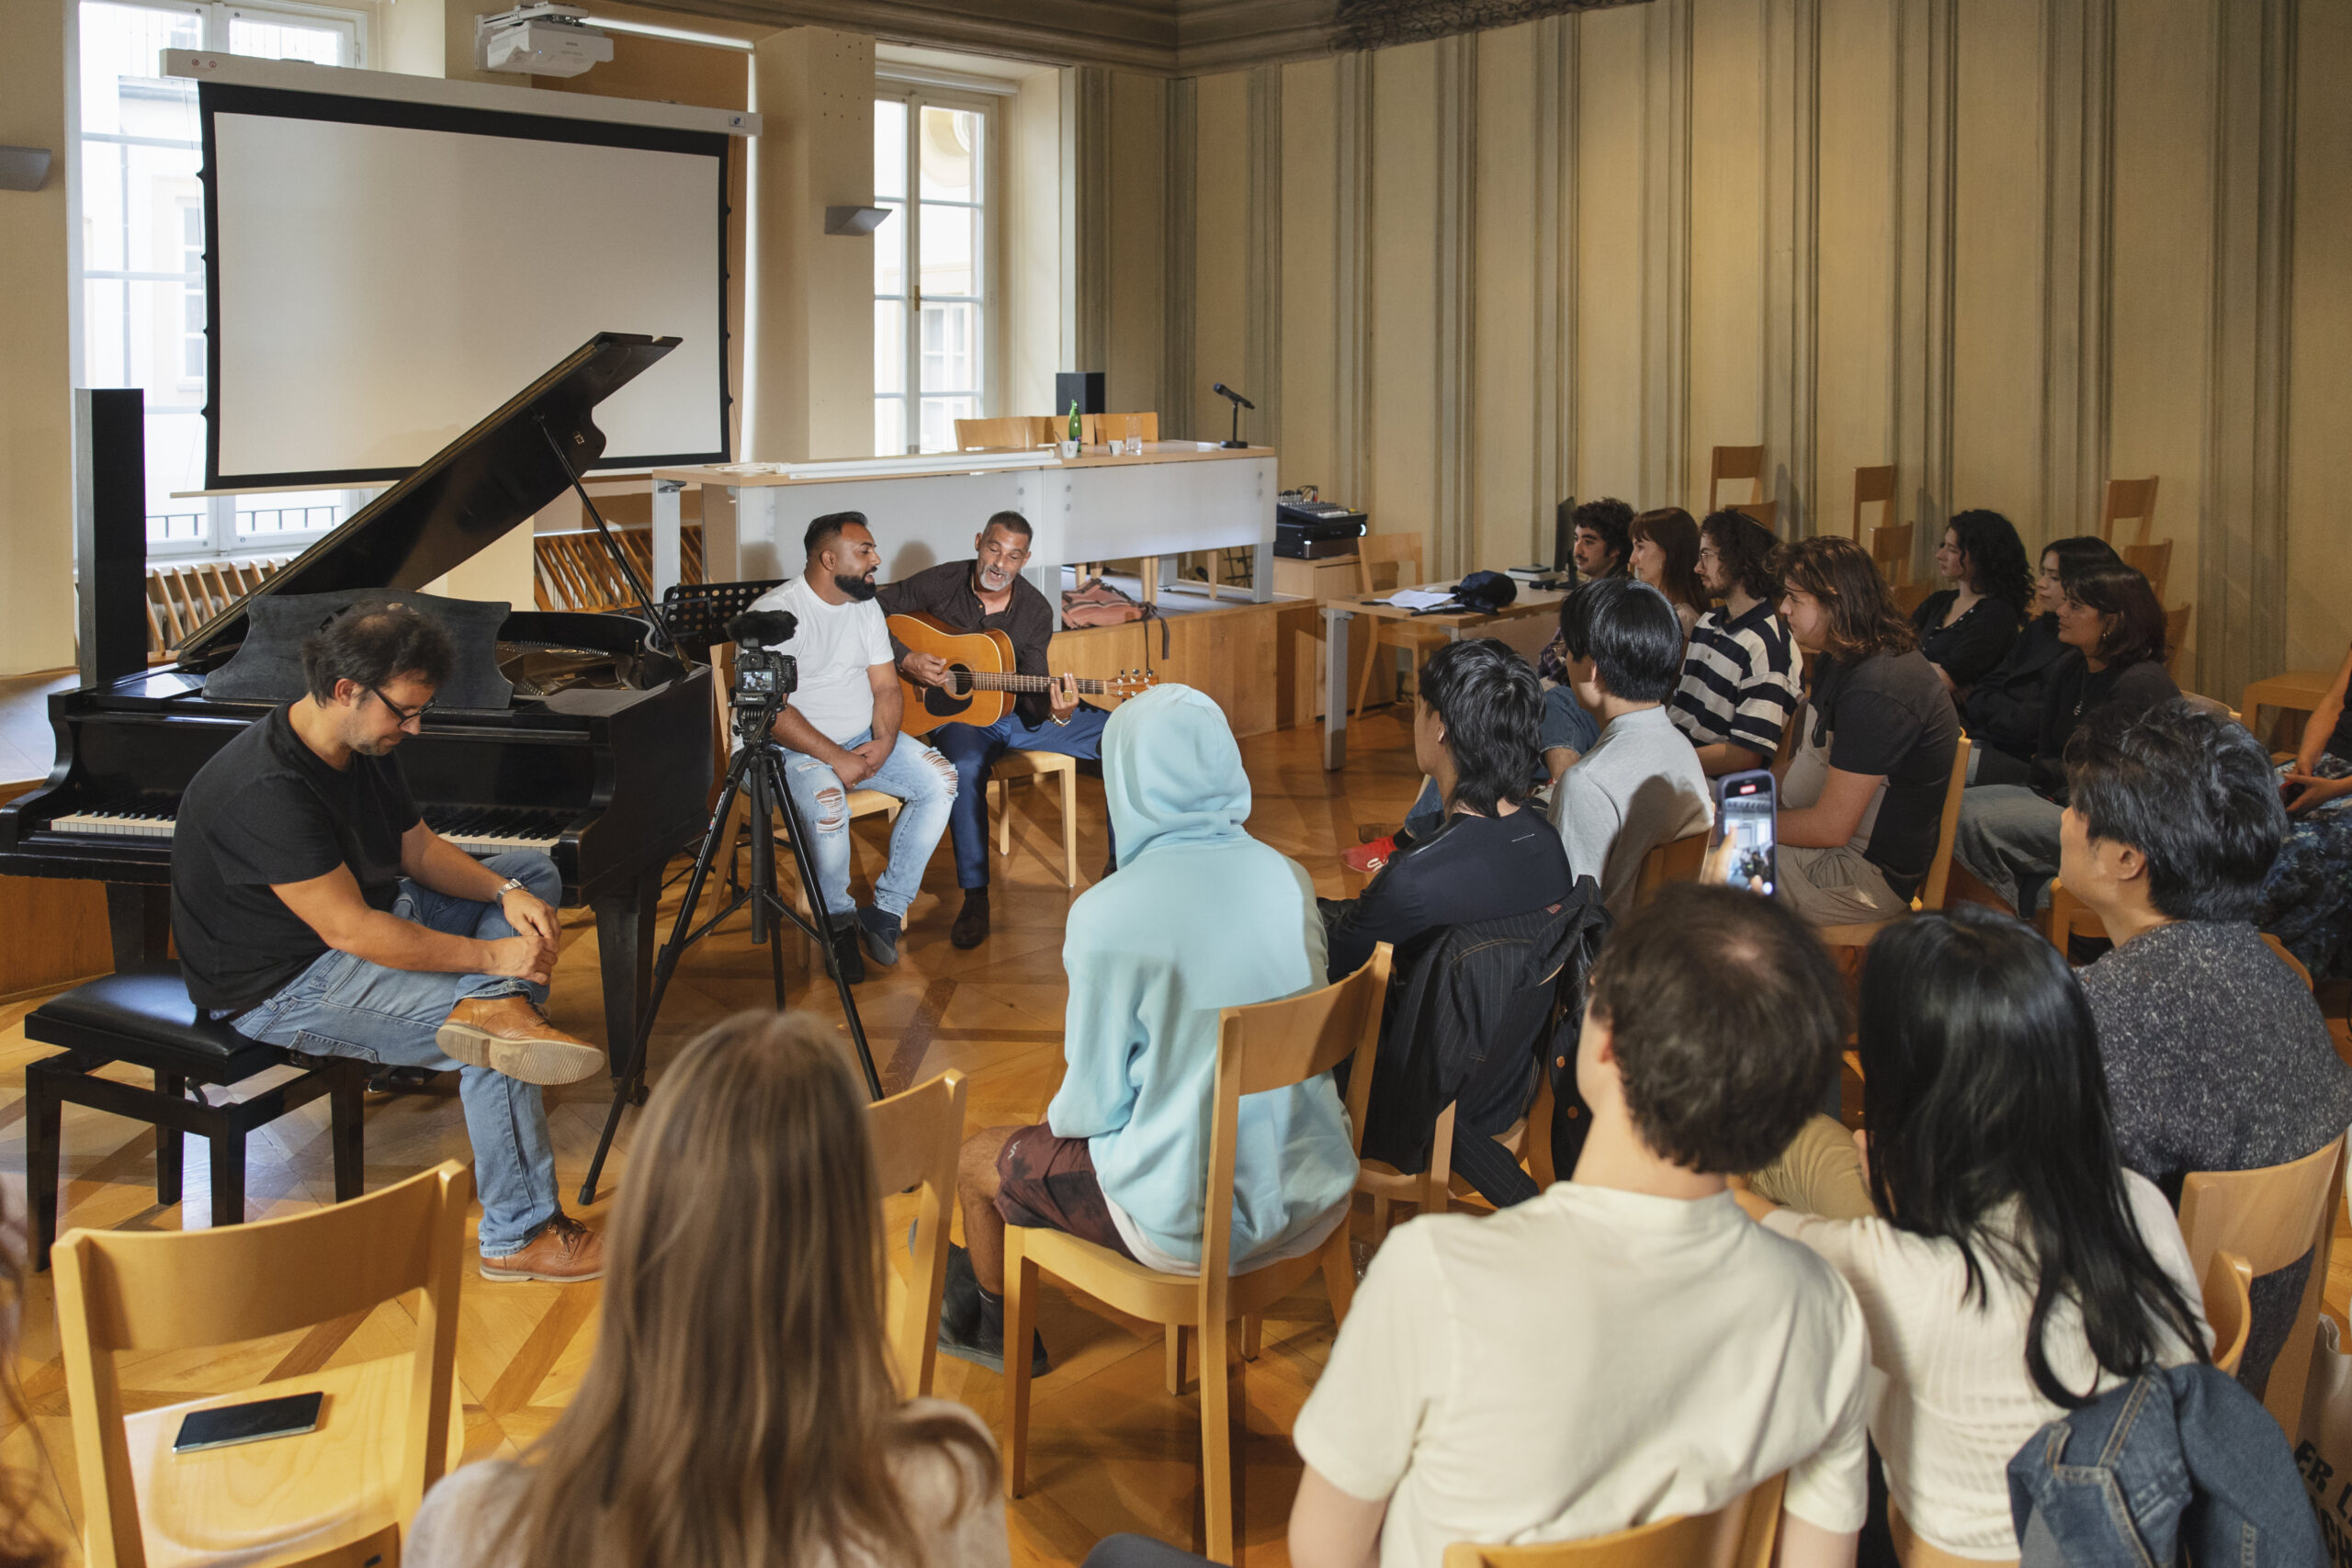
[954,415,1053,450]
[1442,1472,1785,1567]
[1203,945,1391,1301]
[2204,1249,2254,1379]
[1708,445,1767,511]
[1080,412,1159,445]
[1633,829,1711,908]
[2164,604,2192,677]
[2177,691,2239,726]
[1730,500,1778,536]
[1918,735,1973,910]
[1356,532,1428,595]
[2101,475,2159,544]
[1871,521,1916,586]
[867,1069,967,1399]
[1850,464,1896,541]
[2121,538,2172,603]
[2177,1132,2346,1435]
[52,1161,472,1566]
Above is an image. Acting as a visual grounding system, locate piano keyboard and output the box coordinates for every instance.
[50,806,568,858]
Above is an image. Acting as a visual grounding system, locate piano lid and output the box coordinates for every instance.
[176,333,678,664]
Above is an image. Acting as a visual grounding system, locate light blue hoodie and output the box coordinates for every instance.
[1045,683,1358,1269]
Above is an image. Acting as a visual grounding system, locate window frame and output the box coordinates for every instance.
[872,85,1001,457]
[71,0,372,559]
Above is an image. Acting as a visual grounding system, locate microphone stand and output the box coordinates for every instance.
[1221,400,1248,450]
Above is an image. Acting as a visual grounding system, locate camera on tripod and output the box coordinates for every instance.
[724,609,798,716]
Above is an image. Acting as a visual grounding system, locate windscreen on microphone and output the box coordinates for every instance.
[726,608,797,647]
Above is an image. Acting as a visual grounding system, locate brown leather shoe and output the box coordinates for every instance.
[435,997,605,1086]
[479,1213,604,1283]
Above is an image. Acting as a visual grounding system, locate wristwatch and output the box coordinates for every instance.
[492,877,527,898]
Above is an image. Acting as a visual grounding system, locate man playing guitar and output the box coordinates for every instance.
[879,510,1102,948]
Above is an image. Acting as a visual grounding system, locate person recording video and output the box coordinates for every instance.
[742,512,956,982]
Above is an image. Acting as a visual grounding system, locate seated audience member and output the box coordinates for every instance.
[1953,559,2176,914]
[1910,509,2031,694]
[1325,639,1571,978]
[1771,537,1962,926]
[172,601,605,1282]
[1286,886,1870,1568]
[2258,637,2352,977]
[1569,496,1634,584]
[1627,506,1707,637]
[945,685,1356,1373]
[749,512,957,981]
[1961,535,2120,773]
[1744,907,2211,1562]
[1548,579,1713,918]
[2059,700,2352,1388]
[1670,510,1803,776]
[406,1011,1008,1568]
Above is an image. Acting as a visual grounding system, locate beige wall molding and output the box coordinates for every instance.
[1246,65,1285,463]
[1162,77,1199,438]
[1073,66,1114,374]
[1334,51,1377,512]
[1433,34,1478,577]
[1761,0,1818,536]
[2041,0,2116,544]
[1532,15,1576,559]
[1638,0,1692,512]
[2201,0,2296,702]
[1892,0,1958,577]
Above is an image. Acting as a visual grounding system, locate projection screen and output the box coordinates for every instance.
[198,83,729,488]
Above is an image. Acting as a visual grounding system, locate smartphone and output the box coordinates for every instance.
[172,1391,324,1454]
[1711,769,1778,897]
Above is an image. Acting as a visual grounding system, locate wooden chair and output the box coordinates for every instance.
[2205,1249,2254,1379]
[1354,1099,1536,1247]
[2100,476,2159,544]
[2165,604,2193,678]
[1815,735,1972,949]
[1708,445,1767,513]
[2042,877,2314,987]
[1731,500,1779,536]
[2122,538,2172,604]
[990,750,1080,888]
[1353,533,1452,719]
[1890,1500,2012,1568]
[1441,1472,1784,1567]
[1080,412,1159,446]
[1891,582,1934,619]
[1632,829,1711,909]
[2177,1132,2347,1436]
[1850,464,1896,543]
[954,415,1053,450]
[869,1069,966,1399]
[1871,521,1916,588]
[52,1159,471,1568]
[1001,944,1394,1564]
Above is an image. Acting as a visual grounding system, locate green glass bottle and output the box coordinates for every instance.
[1068,400,1081,446]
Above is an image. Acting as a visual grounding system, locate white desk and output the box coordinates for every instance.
[650,444,1278,604]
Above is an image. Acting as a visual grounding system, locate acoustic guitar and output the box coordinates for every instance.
[888,612,1157,738]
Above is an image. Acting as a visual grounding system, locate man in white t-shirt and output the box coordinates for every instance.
[746,512,956,981]
[1288,885,1872,1568]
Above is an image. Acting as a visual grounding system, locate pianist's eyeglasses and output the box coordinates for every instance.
[367,684,435,728]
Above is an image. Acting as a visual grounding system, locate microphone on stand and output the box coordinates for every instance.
[1212,382,1255,447]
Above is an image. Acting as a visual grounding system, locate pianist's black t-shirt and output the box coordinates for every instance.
[171,704,422,1010]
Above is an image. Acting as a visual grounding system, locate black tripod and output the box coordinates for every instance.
[577,690,881,1205]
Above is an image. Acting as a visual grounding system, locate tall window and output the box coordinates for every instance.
[874,94,990,457]
[75,0,366,554]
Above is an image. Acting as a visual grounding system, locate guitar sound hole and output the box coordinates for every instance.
[926,669,974,719]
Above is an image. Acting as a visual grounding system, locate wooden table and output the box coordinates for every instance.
[1320,582,1566,769]
[2241,669,2339,736]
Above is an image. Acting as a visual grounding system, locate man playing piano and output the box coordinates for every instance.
[880,510,1101,949]
[747,512,959,980]
[171,602,608,1282]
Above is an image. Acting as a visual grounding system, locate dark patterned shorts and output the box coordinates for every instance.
[993,1123,1136,1259]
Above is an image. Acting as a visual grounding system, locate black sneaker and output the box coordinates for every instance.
[938,1241,982,1340]
[828,916,866,985]
[858,906,903,966]
[951,890,990,949]
[938,1301,1049,1378]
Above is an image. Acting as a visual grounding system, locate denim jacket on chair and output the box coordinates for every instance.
[2005,1363,2324,1567]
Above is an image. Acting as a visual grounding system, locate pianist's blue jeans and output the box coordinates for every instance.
[230,849,565,1257]
[928,704,1111,889]
[776,728,957,922]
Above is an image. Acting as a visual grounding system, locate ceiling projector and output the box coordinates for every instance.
[475,4,612,76]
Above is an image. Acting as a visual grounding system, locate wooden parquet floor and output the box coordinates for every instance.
[3,711,2346,1567]
[0,712,1437,1567]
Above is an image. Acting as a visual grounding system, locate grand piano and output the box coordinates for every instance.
[0,333,714,1056]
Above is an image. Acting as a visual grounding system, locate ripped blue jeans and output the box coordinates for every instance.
[776,728,956,922]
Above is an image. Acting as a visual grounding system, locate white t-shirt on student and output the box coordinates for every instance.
[1293,1183,1872,1568]
[1762,1171,2210,1560]
[748,576,894,749]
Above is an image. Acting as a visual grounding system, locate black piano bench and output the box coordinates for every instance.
[23,964,368,1270]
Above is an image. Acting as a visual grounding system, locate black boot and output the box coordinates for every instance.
[937,1280,1050,1377]
[828,913,866,985]
[952,888,990,949]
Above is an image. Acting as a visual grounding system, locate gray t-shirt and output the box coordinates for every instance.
[1548,705,1714,919]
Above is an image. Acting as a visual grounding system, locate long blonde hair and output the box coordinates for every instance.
[496,1012,995,1568]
